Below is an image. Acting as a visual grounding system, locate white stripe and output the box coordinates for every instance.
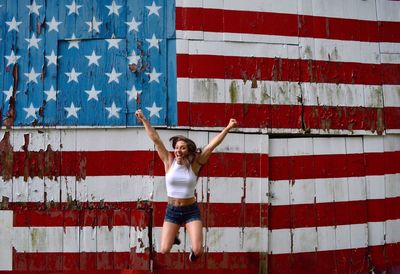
[10,221,400,254]
[363,135,384,152]
[269,223,371,254]
[384,134,400,151]
[2,128,265,152]
[368,222,385,246]
[152,227,268,253]
[385,174,400,198]
[382,52,400,66]
[270,137,361,156]
[13,226,149,253]
[177,39,298,58]
[177,0,383,22]
[376,0,400,22]
[177,37,400,65]
[176,30,300,45]
[299,38,381,64]
[0,211,12,270]
[177,78,388,109]
[380,45,400,56]
[269,175,398,206]
[3,175,267,204]
[384,85,400,107]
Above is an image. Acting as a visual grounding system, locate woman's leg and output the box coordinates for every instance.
[185,220,203,258]
[160,221,181,254]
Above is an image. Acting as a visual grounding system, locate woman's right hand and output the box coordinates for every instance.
[135,109,146,122]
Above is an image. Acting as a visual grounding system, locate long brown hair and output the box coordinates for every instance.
[169,135,201,167]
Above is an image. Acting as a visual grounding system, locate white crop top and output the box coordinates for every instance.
[165,160,197,199]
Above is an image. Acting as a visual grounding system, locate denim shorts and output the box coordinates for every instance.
[164,202,202,225]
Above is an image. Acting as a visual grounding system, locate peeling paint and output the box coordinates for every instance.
[260,83,270,104]
[376,108,384,135]
[4,64,19,128]
[229,81,238,103]
[304,46,313,59]
[194,79,219,102]
[0,132,14,181]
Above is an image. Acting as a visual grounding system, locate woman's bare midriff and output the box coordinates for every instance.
[168,197,196,206]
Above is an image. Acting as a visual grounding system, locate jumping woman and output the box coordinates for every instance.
[135,109,237,262]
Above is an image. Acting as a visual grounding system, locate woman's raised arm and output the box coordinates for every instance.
[193,118,237,172]
[135,109,171,166]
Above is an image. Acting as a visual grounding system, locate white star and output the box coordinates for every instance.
[6,17,22,32]
[64,102,80,118]
[106,0,122,16]
[44,85,59,102]
[85,85,102,101]
[146,1,162,17]
[45,50,60,66]
[106,37,121,49]
[85,50,101,66]
[145,67,162,83]
[146,102,162,118]
[146,33,162,50]
[46,17,62,32]
[65,68,81,83]
[86,16,102,33]
[3,85,19,102]
[127,50,140,65]
[105,102,121,118]
[25,67,41,84]
[126,86,142,102]
[125,17,141,32]
[67,33,80,49]
[4,50,21,67]
[105,67,122,83]
[26,0,42,15]
[23,103,40,119]
[25,33,42,49]
[66,0,82,15]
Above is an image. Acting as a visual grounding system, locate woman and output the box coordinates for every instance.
[135,109,237,262]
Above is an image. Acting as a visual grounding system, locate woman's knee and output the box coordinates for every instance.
[160,244,172,255]
[191,244,203,257]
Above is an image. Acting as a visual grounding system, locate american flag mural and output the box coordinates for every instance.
[0,0,400,273]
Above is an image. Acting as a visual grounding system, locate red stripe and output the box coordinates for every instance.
[10,197,400,229]
[12,251,259,273]
[176,7,400,43]
[177,102,303,129]
[12,246,400,273]
[270,152,400,180]
[4,151,266,178]
[177,54,400,85]
[303,105,386,134]
[13,208,150,227]
[177,102,400,132]
[12,251,149,271]
[153,202,268,227]
[269,197,400,229]
[268,248,371,274]
[153,252,261,273]
[269,245,400,274]
[12,202,267,228]
[385,106,400,130]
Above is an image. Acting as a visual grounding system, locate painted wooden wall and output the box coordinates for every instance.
[0,0,400,273]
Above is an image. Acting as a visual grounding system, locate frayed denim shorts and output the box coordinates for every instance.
[164,202,201,225]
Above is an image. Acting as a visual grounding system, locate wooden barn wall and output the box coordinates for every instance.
[0,0,399,273]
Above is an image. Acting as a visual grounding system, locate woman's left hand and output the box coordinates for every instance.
[227,118,237,130]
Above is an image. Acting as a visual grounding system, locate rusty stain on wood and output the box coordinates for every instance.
[4,64,19,128]
[0,132,13,181]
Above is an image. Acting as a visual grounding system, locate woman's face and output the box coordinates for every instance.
[174,140,188,163]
